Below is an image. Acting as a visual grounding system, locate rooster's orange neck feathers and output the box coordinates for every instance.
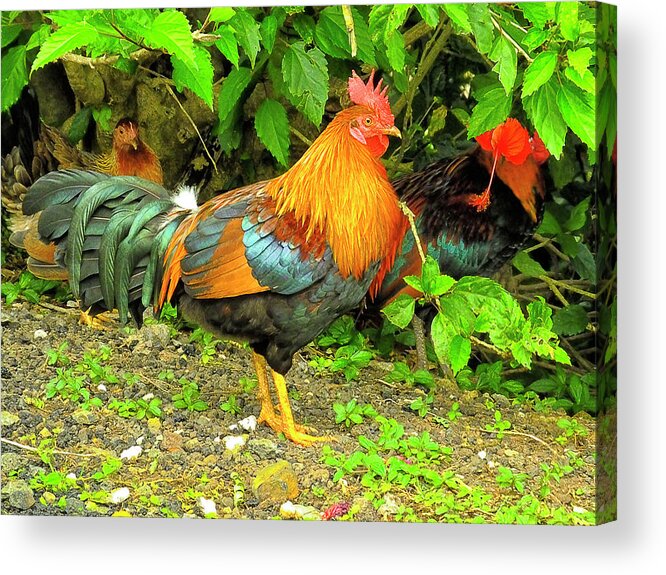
[266,106,407,294]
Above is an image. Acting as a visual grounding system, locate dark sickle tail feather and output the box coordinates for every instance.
[15,169,191,325]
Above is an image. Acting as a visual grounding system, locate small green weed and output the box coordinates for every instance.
[220,394,242,415]
[172,378,209,411]
[333,399,377,427]
[485,410,511,439]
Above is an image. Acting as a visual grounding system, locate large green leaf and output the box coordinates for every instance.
[492,36,517,95]
[381,294,416,330]
[282,42,329,126]
[255,99,290,167]
[567,47,593,75]
[469,3,495,55]
[385,30,406,72]
[143,10,196,71]
[557,79,595,149]
[315,6,352,59]
[556,2,579,42]
[519,2,550,29]
[467,85,511,138]
[172,44,214,109]
[415,4,441,28]
[1,45,28,112]
[522,50,558,97]
[215,25,239,69]
[208,7,235,23]
[449,335,472,375]
[218,66,253,125]
[523,78,567,158]
[229,8,261,68]
[512,251,546,277]
[260,14,279,53]
[552,305,589,336]
[31,21,99,72]
[442,4,472,33]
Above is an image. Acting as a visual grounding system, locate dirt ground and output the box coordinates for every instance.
[0,297,609,524]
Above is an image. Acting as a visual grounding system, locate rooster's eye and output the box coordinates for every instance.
[364,117,373,126]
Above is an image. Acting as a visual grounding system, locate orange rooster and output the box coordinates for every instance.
[14,70,406,445]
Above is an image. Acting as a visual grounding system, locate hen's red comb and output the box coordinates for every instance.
[348,69,394,124]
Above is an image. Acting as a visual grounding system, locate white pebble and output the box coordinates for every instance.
[120,445,142,460]
[136,435,145,445]
[573,506,588,514]
[97,384,107,392]
[66,473,77,480]
[223,435,246,451]
[110,487,130,504]
[213,436,221,443]
[34,329,48,339]
[477,450,487,460]
[142,393,154,401]
[237,415,257,432]
[487,460,496,468]
[198,497,217,516]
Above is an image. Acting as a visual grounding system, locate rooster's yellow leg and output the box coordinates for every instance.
[252,352,278,424]
[267,369,336,446]
[79,309,114,330]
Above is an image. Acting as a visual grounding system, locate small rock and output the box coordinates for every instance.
[42,492,57,505]
[247,438,279,460]
[3,480,35,510]
[237,415,257,432]
[377,493,401,518]
[161,430,183,452]
[147,417,161,433]
[138,323,171,349]
[120,445,142,460]
[71,409,98,425]
[253,460,299,503]
[1,411,20,427]
[66,473,77,480]
[198,497,217,517]
[280,500,321,521]
[222,435,246,452]
[110,487,130,504]
[202,454,218,466]
[136,435,145,445]
[33,329,48,339]
[97,383,107,392]
[184,437,201,451]
[1,452,26,473]
[477,450,487,460]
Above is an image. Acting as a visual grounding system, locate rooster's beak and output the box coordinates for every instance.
[131,141,138,150]
[384,126,402,139]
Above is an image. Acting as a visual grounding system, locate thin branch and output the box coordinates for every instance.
[479,427,558,454]
[490,14,533,63]
[0,437,101,458]
[290,126,313,147]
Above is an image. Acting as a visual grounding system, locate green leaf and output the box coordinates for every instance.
[208,7,235,23]
[260,14,279,53]
[143,10,196,71]
[31,21,99,72]
[416,4,441,28]
[381,294,415,330]
[68,106,92,144]
[430,312,456,366]
[172,44,214,109]
[1,45,28,112]
[449,335,472,375]
[1,23,21,48]
[492,36,517,95]
[552,305,588,336]
[567,47,593,75]
[385,30,406,72]
[557,2,579,42]
[564,197,591,232]
[572,242,596,283]
[292,14,316,43]
[218,67,252,124]
[557,79,595,149]
[282,42,329,126]
[519,2,550,29]
[26,24,52,51]
[215,26,239,69]
[468,85,511,138]
[524,78,567,158]
[564,66,595,94]
[92,106,112,131]
[522,29,548,52]
[230,8,261,68]
[522,50,558,97]
[255,99,290,167]
[315,6,352,59]
[537,210,562,236]
[443,4,472,33]
[469,3,495,55]
[512,251,546,277]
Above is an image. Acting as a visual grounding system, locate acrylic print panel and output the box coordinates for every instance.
[0,2,616,525]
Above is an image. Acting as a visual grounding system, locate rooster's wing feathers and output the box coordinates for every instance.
[175,185,334,301]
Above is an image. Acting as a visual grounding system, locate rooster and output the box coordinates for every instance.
[369,119,549,368]
[12,70,406,446]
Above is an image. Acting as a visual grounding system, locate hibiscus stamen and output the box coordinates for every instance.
[468,149,499,212]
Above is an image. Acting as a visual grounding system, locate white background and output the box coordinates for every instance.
[1,0,663,572]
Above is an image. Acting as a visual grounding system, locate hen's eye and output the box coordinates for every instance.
[364,117,373,126]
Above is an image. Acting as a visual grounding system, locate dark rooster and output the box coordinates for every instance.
[370,119,549,368]
[12,70,406,445]
[379,119,549,304]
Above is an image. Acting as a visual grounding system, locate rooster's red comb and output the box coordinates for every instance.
[348,69,394,124]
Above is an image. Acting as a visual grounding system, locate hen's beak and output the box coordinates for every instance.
[131,140,138,150]
[383,126,402,138]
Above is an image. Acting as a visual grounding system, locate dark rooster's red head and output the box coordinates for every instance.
[113,118,140,151]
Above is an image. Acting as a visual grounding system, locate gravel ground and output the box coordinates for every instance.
[1,297,611,523]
